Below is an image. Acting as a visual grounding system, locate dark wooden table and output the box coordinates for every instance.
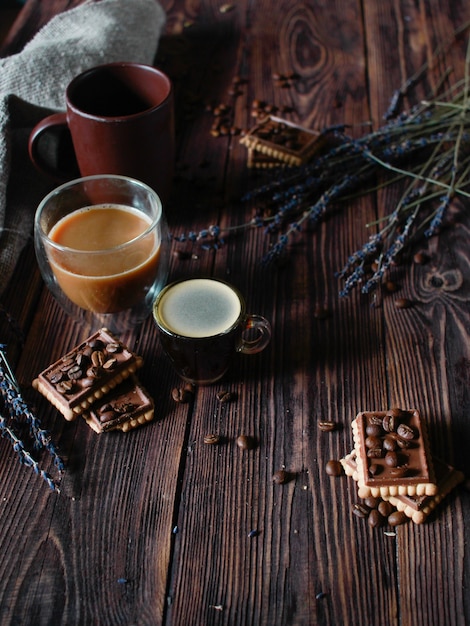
[1,1,470,624]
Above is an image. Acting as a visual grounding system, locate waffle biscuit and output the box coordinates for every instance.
[246,147,287,169]
[341,450,464,524]
[383,458,464,523]
[352,409,437,498]
[32,328,143,421]
[82,377,154,433]
[240,115,325,166]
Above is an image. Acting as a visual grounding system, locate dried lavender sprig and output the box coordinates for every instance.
[262,169,367,265]
[336,233,383,280]
[361,207,421,294]
[0,346,65,479]
[0,413,59,493]
[0,373,65,472]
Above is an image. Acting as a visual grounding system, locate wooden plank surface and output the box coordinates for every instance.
[0,1,469,625]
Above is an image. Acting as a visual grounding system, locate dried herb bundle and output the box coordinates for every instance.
[0,346,64,492]
[173,33,470,296]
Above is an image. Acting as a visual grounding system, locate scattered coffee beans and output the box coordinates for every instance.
[394,297,413,309]
[216,390,235,403]
[378,501,394,517]
[204,433,220,445]
[388,511,408,526]
[384,280,399,293]
[368,509,385,528]
[351,496,409,529]
[171,386,193,403]
[413,251,429,265]
[236,435,256,450]
[325,460,343,476]
[352,503,370,518]
[364,496,380,509]
[318,421,337,432]
[272,470,289,484]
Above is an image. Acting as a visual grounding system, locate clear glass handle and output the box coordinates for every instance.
[238,315,271,354]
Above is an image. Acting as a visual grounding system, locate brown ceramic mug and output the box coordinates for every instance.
[28,62,175,202]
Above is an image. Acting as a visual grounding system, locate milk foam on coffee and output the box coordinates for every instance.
[158,279,241,338]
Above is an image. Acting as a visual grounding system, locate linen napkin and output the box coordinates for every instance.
[0,0,166,298]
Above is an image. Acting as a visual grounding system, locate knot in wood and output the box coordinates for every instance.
[425,269,463,293]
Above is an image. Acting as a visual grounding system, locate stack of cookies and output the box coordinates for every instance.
[33,328,154,433]
[240,115,326,169]
[341,409,464,524]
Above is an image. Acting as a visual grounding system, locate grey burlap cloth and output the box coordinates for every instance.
[0,0,166,299]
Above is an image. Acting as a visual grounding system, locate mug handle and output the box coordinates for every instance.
[28,113,79,181]
[238,315,272,354]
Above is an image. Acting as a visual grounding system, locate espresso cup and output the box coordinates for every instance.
[153,278,272,385]
[28,62,175,202]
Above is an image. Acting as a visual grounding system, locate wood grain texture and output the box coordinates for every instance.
[0,0,469,624]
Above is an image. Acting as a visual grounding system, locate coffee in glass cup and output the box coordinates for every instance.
[35,175,169,330]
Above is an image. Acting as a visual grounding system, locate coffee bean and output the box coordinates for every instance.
[384,451,399,467]
[203,433,220,445]
[397,423,416,440]
[236,435,256,450]
[325,460,343,476]
[216,390,234,403]
[364,496,380,509]
[388,511,408,526]
[365,435,382,449]
[88,339,105,351]
[318,421,337,432]
[388,466,408,478]
[82,345,93,358]
[368,509,384,528]
[367,447,383,458]
[395,436,412,449]
[413,251,428,264]
[60,357,75,372]
[91,350,105,367]
[102,358,117,371]
[395,297,413,309]
[382,414,398,432]
[56,380,74,394]
[378,501,394,517]
[366,424,382,437]
[219,3,235,14]
[86,366,102,379]
[352,503,370,518]
[106,342,122,354]
[100,410,117,423]
[368,414,383,426]
[171,387,192,403]
[49,371,64,384]
[272,470,289,484]
[384,280,398,293]
[383,436,398,451]
[75,352,89,367]
[67,365,83,380]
